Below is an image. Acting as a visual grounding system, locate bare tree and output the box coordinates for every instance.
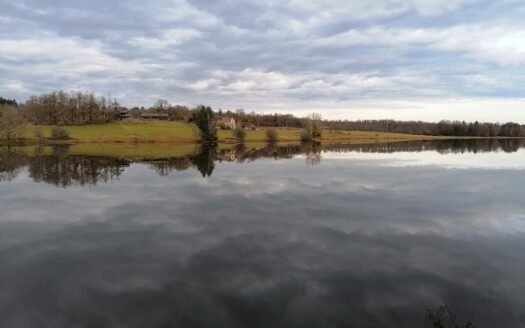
[153,99,170,112]
[0,106,26,145]
[301,113,323,141]
[300,120,313,141]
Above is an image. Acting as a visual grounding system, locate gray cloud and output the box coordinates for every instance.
[1,0,524,121]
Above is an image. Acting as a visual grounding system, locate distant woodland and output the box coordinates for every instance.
[1,91,524,137]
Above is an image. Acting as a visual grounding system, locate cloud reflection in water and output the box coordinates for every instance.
[0,141,525,327]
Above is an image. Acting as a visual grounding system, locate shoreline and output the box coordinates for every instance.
[4,136,525,160]
[3,135,525,147]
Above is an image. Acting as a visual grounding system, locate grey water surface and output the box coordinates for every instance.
[1,140,525,327]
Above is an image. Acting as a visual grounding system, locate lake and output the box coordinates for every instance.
[1,140,525,327]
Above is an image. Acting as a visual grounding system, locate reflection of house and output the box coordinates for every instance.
[216,117,237,129]
[216,150,236,161]
[141,113,169,120]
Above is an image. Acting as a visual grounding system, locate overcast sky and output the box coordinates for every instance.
[1,0,524,121]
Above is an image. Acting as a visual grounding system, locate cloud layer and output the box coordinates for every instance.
[1,0,524,121]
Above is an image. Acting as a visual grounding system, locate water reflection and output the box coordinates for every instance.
[29,153,127,188]
[1,139,525,186]
[0,148,26,181]
[193,144,218,177]
[1,140,525,327]
[322,138,525,154]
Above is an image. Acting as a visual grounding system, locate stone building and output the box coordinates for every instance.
[216,117,237,129]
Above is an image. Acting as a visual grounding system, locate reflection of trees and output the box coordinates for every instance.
[50,145,71,157]
[301,142,322,165]
[212,139,525,166]
[1,147,128,187]
[147,158,192,176]
[432,139,520,154]
[1,139,524,185]
[427,305,476,328]
[29,147,127,187]
[321,139,525,154]
[192,144,217,177]
[0,147,27,181]
[142,145,219,178]
[499,139,522,153]
[233,143,247,154]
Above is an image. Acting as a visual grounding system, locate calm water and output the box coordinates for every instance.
[1,140,525,327]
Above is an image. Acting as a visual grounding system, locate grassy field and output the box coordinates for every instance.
[21,120,440,145]
[23,121,198,143]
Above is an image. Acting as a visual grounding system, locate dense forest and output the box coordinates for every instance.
[1,91,525,137]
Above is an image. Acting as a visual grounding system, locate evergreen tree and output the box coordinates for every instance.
[194,106,218,144]
[0,97,18,107]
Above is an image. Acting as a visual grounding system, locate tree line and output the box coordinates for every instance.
[1,91,525,140]
[324,119,525,137]
[0,97,18,107]
[23,91,122,125]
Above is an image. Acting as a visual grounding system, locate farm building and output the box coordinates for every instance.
[141,113,169,120]
[216,117,237,129]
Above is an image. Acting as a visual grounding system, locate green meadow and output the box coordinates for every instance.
[21,120,440,145]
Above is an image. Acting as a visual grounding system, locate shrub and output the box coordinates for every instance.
[233,126,246,142]
[300,122,313,141]
[51,127,70,140]
[266,129,278,143]
[300,131,313,141]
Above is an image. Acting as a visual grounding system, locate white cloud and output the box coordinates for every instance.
[185,79,221,90]
[0,35,156,76]
[1,81,30,93]
[316,24,525,66]
[0,15,12,23]
[270,98,525,123]
[128,28,202,49]
[157,3,220,27]
[275,0,478,32]
[410,0,479,16]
